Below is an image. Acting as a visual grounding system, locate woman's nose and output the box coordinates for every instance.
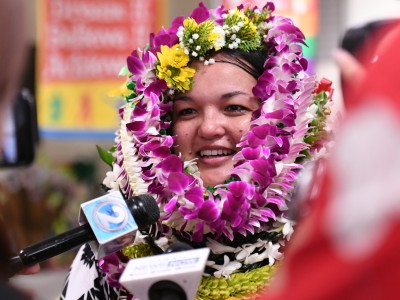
[197,112,226,139]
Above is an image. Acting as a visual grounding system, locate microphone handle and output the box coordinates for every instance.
[10,223,95,272]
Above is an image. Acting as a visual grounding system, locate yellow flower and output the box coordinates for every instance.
[120,81,132,98]
[233,8,257,36]
[157,44,195,92]
[184,18,199,31]
[108,79,132,98]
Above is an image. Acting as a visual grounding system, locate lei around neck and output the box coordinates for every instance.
[101,0,333,286]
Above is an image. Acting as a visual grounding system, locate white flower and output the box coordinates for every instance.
[206,238,236,254]
[120,104,150,195]
[192,51,198,57]
[241,241,282,265]
[212,25,226,49]
[229,42,238,49]
[244,252,267,264]
[184,158,201,179]
[278,216,295,240]
[192,33,199,40]
[195,45,201,51]
[235,243,256,261]
[103,164,121,191]
[211,255,242,279]
[306,103,318,119]
[189,38,194,44]
[264,242,283,265]
[177,27,184,38]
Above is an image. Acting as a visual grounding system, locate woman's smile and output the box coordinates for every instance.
[197,146,237,166]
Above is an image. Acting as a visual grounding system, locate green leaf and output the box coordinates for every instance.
[96,145,115,167]
[118,65,129,76]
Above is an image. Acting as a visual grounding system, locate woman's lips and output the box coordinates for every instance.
[199,149,235,157]
[197,149,236,165]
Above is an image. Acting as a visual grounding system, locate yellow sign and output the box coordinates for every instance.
[38,81,124,137]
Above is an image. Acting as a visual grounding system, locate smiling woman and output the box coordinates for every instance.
[61,2,334,300]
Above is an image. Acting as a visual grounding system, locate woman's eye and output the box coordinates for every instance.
[177,108,196,117]
[226,105,247,113]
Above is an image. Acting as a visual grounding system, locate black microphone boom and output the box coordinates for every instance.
[9,194,159,274]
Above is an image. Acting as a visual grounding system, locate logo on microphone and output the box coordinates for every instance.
[94,200,129,232]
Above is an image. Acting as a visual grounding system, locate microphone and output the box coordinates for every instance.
[119,242,210,300]
[9,192,159,274]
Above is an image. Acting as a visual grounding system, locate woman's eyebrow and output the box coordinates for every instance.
[173,95,191,101]
[173,91,251,101]
[221,91,252,99]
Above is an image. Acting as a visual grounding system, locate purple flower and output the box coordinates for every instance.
[151,17,183,51]
[167,172,195,194]
[253,71,275,100]
[98,252,126,288]
[219,182,255,230]
[198,200,220,222]
[157,155,184,174]
[263,2,275,12]
[127,50,168,98]
[249,157,277,187]
[212,5,228,25]
[189,2,210,23]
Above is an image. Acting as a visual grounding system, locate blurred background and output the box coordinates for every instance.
[2,0,400,299]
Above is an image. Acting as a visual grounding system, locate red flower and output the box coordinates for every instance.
[315,77,334,100]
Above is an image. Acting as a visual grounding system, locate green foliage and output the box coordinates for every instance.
[182,20,216,58]
[298,90,331,163]
[96,145,115,168]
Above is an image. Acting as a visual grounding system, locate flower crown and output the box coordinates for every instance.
[99,1,333,298]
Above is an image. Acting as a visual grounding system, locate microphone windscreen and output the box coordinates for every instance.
[128,194,160,229]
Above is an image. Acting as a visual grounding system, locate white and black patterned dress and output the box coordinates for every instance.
[60,244,123,300]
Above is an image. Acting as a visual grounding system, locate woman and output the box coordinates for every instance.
[61,2,333,299]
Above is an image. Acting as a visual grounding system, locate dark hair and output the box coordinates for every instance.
[341,19,400,59]
[209,48,269,80]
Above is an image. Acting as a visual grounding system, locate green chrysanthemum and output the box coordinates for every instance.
[244,7,273,27]
[196,264,278,300]
[122,243,153,259]
[180,18,218,58]
[223,8,262,51]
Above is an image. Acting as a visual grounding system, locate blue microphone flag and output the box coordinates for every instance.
[79,192,138,258]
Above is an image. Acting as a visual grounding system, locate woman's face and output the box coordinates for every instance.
[172,59,259,187]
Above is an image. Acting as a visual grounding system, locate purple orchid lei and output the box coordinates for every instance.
[100,1,334,293]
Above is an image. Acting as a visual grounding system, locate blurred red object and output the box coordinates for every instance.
[258,23,400,300]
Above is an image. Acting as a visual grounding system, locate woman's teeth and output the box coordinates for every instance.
[199,149,234,157]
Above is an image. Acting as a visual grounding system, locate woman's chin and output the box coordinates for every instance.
[200,169,232,188]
